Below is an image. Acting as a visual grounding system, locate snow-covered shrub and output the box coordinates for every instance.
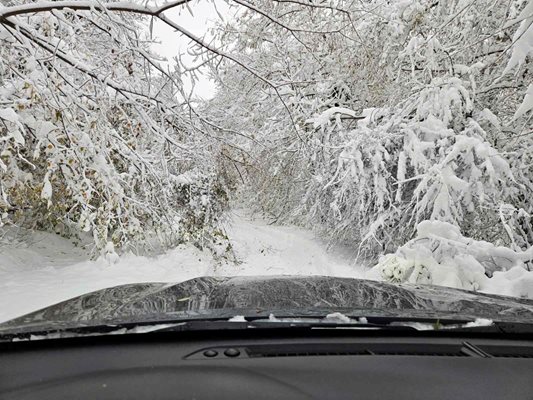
[300,77,522,257]
[0,7,232,254]
[367,220,533,298]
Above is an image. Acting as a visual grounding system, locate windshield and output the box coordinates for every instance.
[0,0,532,330]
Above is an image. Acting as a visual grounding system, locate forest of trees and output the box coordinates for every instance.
[1,0,532,289]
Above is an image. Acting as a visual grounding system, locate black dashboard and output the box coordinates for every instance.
[1,329,532,400]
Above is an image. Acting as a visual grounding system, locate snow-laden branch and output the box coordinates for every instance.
[0,0,304,139]
[231,0,344,34]
[2,19,164,105]
[271,0,354,15]
[156,13,302,139]
[0,0,189,20]
[305,107,365,129]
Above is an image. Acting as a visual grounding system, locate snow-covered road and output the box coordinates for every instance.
[0,211,364,323]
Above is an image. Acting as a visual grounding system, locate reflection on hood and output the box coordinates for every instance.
[2,276,533,333]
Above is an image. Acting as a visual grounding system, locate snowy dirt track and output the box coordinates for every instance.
[0,211,363,323]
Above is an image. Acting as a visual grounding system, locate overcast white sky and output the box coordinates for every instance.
[151,0,234,100]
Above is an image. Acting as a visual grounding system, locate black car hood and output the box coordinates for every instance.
[2,275,533,333]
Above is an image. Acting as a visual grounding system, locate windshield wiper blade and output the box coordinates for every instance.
[152,320,418,332]
[3,316,533,342]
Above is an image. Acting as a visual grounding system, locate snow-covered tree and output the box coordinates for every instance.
[208,0,533,265]
[0,0,233,255]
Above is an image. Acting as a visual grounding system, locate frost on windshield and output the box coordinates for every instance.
[0,0,533,323]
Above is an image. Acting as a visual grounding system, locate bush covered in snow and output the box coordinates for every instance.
[0,5,232,254]
[367,220,533,298]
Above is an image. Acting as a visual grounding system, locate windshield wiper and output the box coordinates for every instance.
[145,316,506,334]
[3,315,532,342]
[151,319,417,332]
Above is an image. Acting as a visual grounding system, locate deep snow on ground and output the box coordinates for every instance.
[0,210,364,323]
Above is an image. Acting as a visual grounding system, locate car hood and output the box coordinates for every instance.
[2,275,533,333]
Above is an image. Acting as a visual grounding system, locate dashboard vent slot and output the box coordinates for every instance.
[252,350,372,357]
[246,343,473,358]
[371,351,468,357]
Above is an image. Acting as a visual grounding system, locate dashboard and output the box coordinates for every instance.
[1,329,532,399]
